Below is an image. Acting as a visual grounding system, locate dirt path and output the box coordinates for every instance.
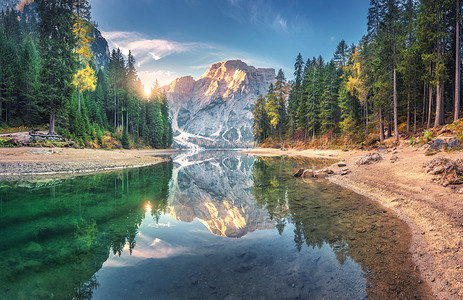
[243,146,463,299]
[0,147,178,180]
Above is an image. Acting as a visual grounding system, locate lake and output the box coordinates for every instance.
[0,151,431,299]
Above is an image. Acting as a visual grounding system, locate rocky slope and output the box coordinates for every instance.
[163,60,275,149]
[1,0,109,69]
[0,0,21,11]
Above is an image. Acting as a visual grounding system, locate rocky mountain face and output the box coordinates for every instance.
[0,0,21,11]
[167,151,274,238]
[90,26,110,70]
[1,0,109,70]
[163,60,275,149]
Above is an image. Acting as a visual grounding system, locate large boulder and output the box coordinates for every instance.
[425,139,447,155]
[423,157,463,186]
[423,157,453,175]
[448,138,462,150]
[356,153,383,165]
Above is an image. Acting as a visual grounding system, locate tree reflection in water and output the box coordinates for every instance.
[252,156,432,299]
[0,162,172,299]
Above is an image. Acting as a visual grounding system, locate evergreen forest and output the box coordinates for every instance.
[253,0,463,147]
[0,0,172,149]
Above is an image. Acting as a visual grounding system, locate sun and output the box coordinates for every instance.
[144,86,151,98]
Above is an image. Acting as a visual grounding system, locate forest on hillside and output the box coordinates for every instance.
[0,0,172,149]
[254,0,463,147]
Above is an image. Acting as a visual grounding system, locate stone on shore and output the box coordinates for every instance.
[356,153,382,165]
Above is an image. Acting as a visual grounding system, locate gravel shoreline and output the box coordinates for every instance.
[243,146,463,299]
[0,147,177,181]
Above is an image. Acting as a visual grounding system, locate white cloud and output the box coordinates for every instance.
[227,0,241,7]
[273,14,287,31]
[102,31,195,63]
[101,30,281,88]
[222,0,292,33]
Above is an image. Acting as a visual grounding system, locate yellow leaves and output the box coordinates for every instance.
[73,17,94,61]
[345,46,369,104]
[73,15,96,93]
[74,62,96,92]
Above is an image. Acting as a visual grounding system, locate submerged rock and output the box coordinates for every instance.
[302,169,314,178]
[294,168,304,177]
[341,169,351,176]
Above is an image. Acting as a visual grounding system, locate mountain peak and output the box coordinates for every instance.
[199,60,250,81]
[164,60,275,148]
[165,76,195,94]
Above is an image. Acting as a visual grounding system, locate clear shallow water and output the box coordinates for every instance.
[0,151,431,299]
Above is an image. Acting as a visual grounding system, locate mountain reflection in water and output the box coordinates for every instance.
[0,151,432,299]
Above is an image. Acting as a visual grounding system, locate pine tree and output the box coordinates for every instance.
[0,38,19,124]
[107,48,126,129]
[253,94,268,144]
[72,0,96,112]
[288,53,304,139]
[455,0,462,122]
[266,84,280,139]
[273,69,288,141]
[19,35,41,126]
[333,40,349,69]
[320,61,340,134]
[37,0,77,135]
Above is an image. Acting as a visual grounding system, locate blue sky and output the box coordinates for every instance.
[89,0,370,89]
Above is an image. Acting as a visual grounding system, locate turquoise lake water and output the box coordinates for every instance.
[0,151,430,299]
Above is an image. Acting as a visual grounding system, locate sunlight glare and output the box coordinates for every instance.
[144,86,151,98]
[145,201,152,213]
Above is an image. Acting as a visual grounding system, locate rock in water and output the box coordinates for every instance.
[294,168,305,177]
[356,153,383,165]
[302,169,314,178]
[163,60,275,149]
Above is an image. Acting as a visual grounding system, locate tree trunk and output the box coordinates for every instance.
[456,0,461,122]
[441,83,445,122]
[365,100,368,135]
[414,97,417,134]
[114,86,117,129]
[434,83,443,128]
[78,85,81,113]
[393,68,399,142]
[379,107,385,143]
[406,84,410,133]
[422,83,427,126]
[387,114,392,139]
[48,111,56,135]
[427,85,433,130]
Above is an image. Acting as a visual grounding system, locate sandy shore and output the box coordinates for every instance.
[243,146,463,299]
[0,147,178,180]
